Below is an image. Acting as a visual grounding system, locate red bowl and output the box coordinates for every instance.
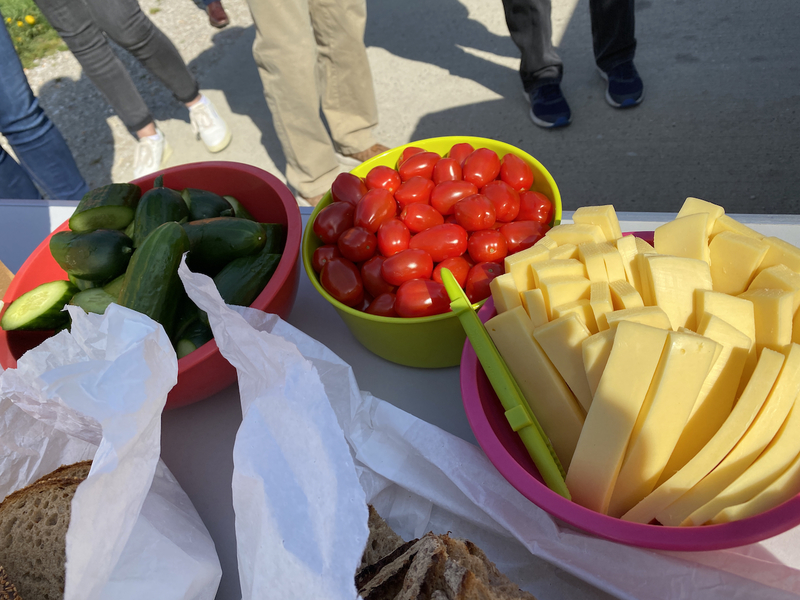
[461,291,800,552]
[0,161,302,410]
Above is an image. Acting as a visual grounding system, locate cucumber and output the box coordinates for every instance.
[68,273,101,291]
[118,221,190,338]
[103,274,126,299]
[131,178,189,248]
[181,188,234,221]
[175,318,213,359]
[70,287,116,315]
[213,245,282,307]
[182,217,267,274]
[260,223,286,254]
[50,229,134,281]
[223,195,255,220]
[68,183,142,232]
[1,280,79,331]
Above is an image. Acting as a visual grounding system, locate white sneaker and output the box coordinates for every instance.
[133,128,172,179]
[189,94,232,153]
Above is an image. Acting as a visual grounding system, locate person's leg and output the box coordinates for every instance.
[590,0,636,72]
[0,149,42,200]
[501,0,562,93]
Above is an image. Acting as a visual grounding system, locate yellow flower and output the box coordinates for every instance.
[5,17,11,23]
[25,15,35,25]
[17,20,23,27]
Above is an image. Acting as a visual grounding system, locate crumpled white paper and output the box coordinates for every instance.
[178,261,800,600]
[0,304,222,600]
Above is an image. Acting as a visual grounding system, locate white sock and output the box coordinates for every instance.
[143,130,162,142]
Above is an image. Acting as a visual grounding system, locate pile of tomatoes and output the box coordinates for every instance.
[310,142,554,318]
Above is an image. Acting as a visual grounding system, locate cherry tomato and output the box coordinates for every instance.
[354,187,397,233]
[395,279,450,318]
[377,218,411,257]
[312,201,355,244]
[397,151,440,181]
[366,292,398,317]
[364,165,402,193]
[409,223,469,263]
[462,148,501,189]
[499,153,535,192]
[432,157,462,184]
[398,146,424,167]
[453,194,496,232]
[448,142,475,166]
[499,220,549,254]
[467,228,508,263]
[430,180,479,215]
[432,256,471,287]
[518,190,554,224]
[400,203,445,233]
[312,244,341,273]
[331,172,368,205]
[320,257,364,307]
[381,249,434,286]
[337,226,377,263]
[361,255,396,298]
[481,180,520,223]
[465,262,504,304]
[394,176,435,208]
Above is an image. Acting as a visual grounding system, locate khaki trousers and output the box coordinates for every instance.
[247,0,380,199]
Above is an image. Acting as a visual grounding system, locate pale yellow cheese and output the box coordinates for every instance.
[760,236,800,273]
[634,237,655,254]
[565,322,669,514]
[615,234,643,293]
[635,253,656,306]
[504,245,550,292]
[608,280,644,310]
[653,213,710,263]
[582,328,616,399]
[603,248,627,282]
[572,205,623,242]
[708,231,769,295]
[539,276,592,320]
[530,259,587,289]
[590,281,614,330]
[549,243,578,260]
[489,273,522,314]
[520,288,549,327]
[485,306,585,468]
[534,235,559,250]
[551,298,598,334]
[641,254,713,330]
[710,214,764,241]
[622,348,785,524]
[607,331,719,518]
[794,309,800,345]
[545,223,606,246]
[749,264,800,313]
[676,197,725,236]
[738,287,794,352]
[578,243,610,282]
[603,306,672,330]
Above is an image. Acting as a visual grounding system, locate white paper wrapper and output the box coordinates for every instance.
[0,304,222,600]
[178,262,800,600]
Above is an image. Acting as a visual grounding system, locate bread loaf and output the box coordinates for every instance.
[0,566,22,600]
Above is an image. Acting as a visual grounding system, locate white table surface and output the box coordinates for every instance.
[3,201,800,599]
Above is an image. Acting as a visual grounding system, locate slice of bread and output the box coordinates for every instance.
[0,565,22,600]
[361,505,409,570]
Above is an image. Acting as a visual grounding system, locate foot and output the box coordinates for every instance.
[527,83,572,128]
[206,1,229,28]
[598,61,644,108]
[343,143,390,163]
[189,94,232,153]
[133,128,172,179]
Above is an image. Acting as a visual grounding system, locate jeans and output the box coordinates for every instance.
[33,0,199,133]
[502,0,636,92]
[0,14,88,200]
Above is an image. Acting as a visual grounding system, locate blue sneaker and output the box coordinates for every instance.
[599,61,644,108]
[527,83,572,128]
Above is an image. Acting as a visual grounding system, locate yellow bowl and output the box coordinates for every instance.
[302,136,561,368]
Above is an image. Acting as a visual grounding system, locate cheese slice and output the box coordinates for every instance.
[621,348,785,524]
[676,197,725,236]
[504,244,550,292]
[485,306,585,468]
[609,280,644,311]
[539,276,592,319]
[607,331,719,518]
[709,231,769,295]
[579,243,610,282]
[634,237,655,254]
[534,235,559,250]
[582,328,616,399]
[530,259,587,289]
[642,254,713,330]
[565,322,669,514]
[521,288,549,327]
[546,223,606,246]
[490,273,522,313]
[616,234,644,294]
[654,213,710,263]
[710,214,764,241]
[749,264,800,313]
[572,205,622,242]
[760,236,800,273]
[603,248,627,282]
[590,281,614,330]
[603,306,672,330]
[738,287,794,352]
[551,298,598,334]
[549,243,578,260]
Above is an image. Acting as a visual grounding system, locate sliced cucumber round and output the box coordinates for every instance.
[1,280,79,331]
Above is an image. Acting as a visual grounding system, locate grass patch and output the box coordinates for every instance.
[1,0,66,68]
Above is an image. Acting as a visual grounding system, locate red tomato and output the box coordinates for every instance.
[395,279,450,318]
[447,142,475,166]
[337,226,377,263]
[312,201,355,244]
[397,146,424,167]
[400,203,445,233]
[320,257,364,307]
[377,218,411,257]
[394,176,435,208]
[499,153,535,192]
[481,180,520,223]
[467,229,508,263]
[397,151,440,181]
[354,187,397,233]
[453,194,496,232]
[499,220,549,254]
[432,157,462,184]
[366,292,398,317]
[518,191,554,224]
[430,180,479,216]
[462,148,501,189]
[465,262,504,304]
[331,172,368,205]
[381,249,434,286]
[365,165,402,193]
[312,244,341,273]
[408,223,469,263]
[432,256,471,287]
[361,255,396,298]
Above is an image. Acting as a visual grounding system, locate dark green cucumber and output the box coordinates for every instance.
[50,229,133,282]
[181,188,234,221]
[223,195,255,220]
[182,217,267,274]
[118,221,190,337]
[68,273,101,291]
[1,280,79,331]
[68,183,142,232]
[259,223,286,254]
[70,287,116,315]
[102,274,126,299]
[131,178,189,248]
[175,318,213,359]
[213,246,282,307]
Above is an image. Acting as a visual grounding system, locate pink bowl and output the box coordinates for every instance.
[0,161,302,410]
[461,298,800,551]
